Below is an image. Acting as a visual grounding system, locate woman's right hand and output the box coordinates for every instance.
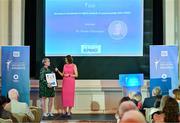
[55,68,63,77]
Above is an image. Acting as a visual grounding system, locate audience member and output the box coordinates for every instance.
[120,110,146,123]
[128,91,136,99]
[115,97,131,122]
[150,109,164,123]
[118,101,138,119]
[159,95,169,111]
[143,87,162,108]
[173,87,180,110]
[5,89,35,121]
[0,96,13,120]
[162,96,179,122]
[119,97,131,105]
[132,92,142,110]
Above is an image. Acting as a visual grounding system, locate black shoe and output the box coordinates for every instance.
[67,114,71,118]
[61,112,67,118]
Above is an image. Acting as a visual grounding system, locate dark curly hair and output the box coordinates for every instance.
[163,97,179,122]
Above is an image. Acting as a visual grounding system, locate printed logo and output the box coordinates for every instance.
[161,51,168,57]
[13,51,20,57]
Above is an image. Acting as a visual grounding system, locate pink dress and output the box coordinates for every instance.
[62,64,75,107]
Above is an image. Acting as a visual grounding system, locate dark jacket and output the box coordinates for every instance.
[143,95,162,108]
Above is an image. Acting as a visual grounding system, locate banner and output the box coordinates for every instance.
[150,45,178,95]
[119,74,144,96]
[1,46,30,105]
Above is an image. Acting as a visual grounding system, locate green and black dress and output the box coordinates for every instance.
[39,67,55,98]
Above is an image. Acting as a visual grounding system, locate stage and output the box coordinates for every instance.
[30,79,149,114]
[41,114,116,123]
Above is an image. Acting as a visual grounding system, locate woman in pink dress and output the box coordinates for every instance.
[56,55,78,117]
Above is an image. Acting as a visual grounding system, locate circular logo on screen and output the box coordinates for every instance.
[108,20,128,40]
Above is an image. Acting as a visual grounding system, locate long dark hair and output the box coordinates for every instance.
[66,55,73,64]
[163,97,179,122]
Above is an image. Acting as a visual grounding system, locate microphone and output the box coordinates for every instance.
[50,63,58,72]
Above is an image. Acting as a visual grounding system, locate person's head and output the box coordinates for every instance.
[42,58,50,67]
[133,92,142,102]
[120,110,146,123]
[128,91,136,99]
[159,95,169,110]
[65,55,73,64]
[0,96,10,108]
[8,89,19,101]
[163,96,179,122]
[173,88,180,100]
[152,87,161,96]
[119,96,131,106]
[151,111,164,123]
[150,108,164,123]
[118,101,138,119]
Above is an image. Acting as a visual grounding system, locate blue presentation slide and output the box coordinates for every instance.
[45,0,143,56]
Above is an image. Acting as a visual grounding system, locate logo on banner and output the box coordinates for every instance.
[6,60,12,71]
[13,74,19,82]
[154,59,160,71]
[161,51,168,57]
[161,74,167,79]
[13,51,20,57]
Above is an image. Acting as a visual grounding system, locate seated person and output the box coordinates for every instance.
[0,96,13,120]
[120,110,146,123]
[115,97,131,122]
[118,101,138,120]
[134,92,143,110]
[162,96,179,122]
[173,87,180,110]
[5,89,35,121]
[151,110,164,123]
[143,87,162,108]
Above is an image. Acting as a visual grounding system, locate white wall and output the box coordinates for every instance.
[0,0,24,76]
[164,0,180,80]
[163,0,175,45]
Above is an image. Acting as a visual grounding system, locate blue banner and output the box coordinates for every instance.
[1,46,30,105]
[150,45,178,95]
[119,74,144,96]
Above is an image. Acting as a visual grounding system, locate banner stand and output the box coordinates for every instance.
[1,46,30,105]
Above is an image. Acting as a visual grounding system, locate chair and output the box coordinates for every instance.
[30,106,43,123]
[0,118,13,123]
[12,113,31,122]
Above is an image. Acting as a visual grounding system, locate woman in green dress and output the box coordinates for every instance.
[39,58,55,117]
